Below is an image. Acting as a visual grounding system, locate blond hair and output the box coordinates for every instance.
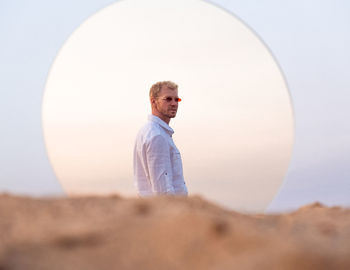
[149,81,178,98]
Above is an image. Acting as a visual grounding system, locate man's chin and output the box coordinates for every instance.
[168,111,177,118]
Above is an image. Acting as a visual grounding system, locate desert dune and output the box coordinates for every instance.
[0,193,349,270]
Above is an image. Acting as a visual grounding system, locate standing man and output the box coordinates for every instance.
[133,81,188,196]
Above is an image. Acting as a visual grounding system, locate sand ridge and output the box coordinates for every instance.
[0,193,349,270]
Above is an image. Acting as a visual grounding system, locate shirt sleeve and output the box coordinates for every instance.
[146,135,175,195]
[173,180,188,196]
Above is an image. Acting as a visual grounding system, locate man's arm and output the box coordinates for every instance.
[146,135,175,194]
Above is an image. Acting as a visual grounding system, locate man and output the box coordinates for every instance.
[133,81,188,196]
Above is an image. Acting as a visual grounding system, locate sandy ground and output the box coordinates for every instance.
[0,193,349,270]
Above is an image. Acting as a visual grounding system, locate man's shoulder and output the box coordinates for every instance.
[137,121,163,142]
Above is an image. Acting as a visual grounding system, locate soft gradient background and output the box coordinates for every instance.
[1,0,349,212]
[42,0,293,212]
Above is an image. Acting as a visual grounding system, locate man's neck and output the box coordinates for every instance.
[152,112,170,125]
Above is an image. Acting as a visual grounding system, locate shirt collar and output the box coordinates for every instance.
[148,115,174,135]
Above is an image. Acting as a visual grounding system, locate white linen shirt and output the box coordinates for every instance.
[133,115,188,196]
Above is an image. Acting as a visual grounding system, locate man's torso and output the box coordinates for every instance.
[133,115,188,196]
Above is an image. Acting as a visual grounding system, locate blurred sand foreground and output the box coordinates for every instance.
[0,194,349,270]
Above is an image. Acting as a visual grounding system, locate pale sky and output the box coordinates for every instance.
[1,0,349,213]
[207,0,350,212]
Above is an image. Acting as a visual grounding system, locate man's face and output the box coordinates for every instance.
[153,86,180,121]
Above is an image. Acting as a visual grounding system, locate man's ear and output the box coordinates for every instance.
[150,97,156,106]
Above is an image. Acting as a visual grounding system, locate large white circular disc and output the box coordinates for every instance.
[42,0,294,212]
